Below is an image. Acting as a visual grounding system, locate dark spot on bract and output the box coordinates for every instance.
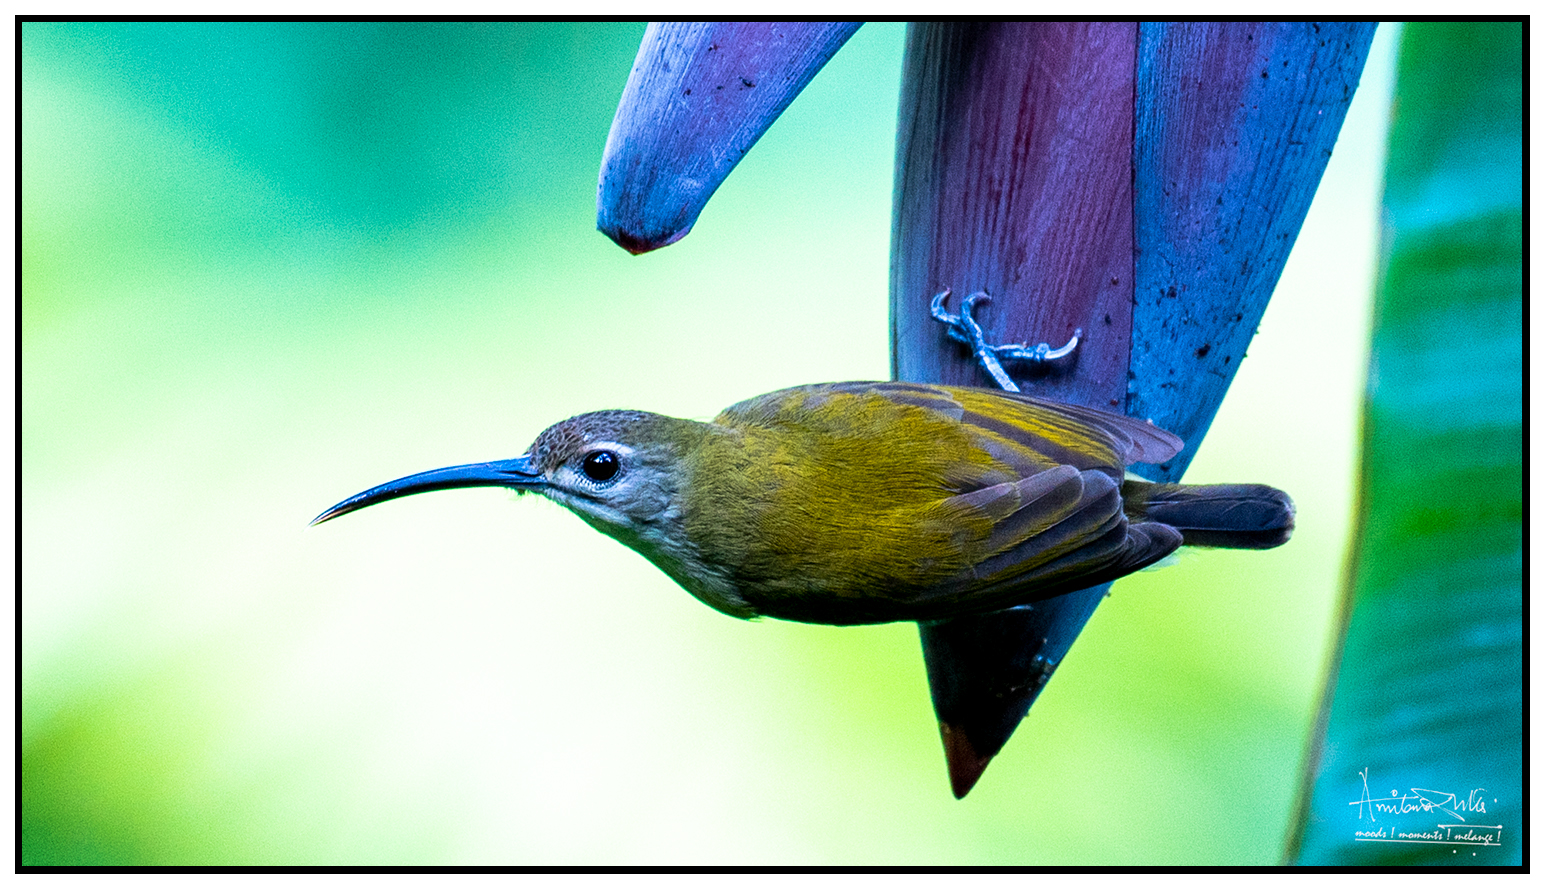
[1195,343,1211,359]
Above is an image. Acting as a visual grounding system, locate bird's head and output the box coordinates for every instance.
[311,410,711,541]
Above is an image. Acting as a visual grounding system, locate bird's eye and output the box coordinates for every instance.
[580,449,620,483]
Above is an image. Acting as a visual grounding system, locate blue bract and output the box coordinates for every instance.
[594,21,1377,797]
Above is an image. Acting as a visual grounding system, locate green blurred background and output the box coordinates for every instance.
[22,22,1398,865]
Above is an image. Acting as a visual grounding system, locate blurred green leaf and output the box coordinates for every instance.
[1286,21,1521,866]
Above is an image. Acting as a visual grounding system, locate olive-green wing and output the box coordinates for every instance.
[937,384,1183,469]
[721,381,1183,474]
[913,465,1184,618]
[716,381,1186,621]
[878,380,1187,614]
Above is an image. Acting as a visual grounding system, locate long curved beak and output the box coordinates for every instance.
[311,455,545,526]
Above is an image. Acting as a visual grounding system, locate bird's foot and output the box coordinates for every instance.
[929,290,1081,394]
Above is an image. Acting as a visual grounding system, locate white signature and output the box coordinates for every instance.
[1348,768,1502,847]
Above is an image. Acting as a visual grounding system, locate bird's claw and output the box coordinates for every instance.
[930,290,1082,393]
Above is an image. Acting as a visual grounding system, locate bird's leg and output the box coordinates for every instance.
[930,290,1082,394]
[930,290,1017,391]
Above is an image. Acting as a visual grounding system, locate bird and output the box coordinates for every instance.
[313,382,1293,625]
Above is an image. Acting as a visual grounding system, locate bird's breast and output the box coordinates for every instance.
[676,422,1002,619]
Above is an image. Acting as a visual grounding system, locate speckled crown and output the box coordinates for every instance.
[527,410,673,471]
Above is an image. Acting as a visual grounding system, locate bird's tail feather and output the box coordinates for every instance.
[1121,481,1295,550]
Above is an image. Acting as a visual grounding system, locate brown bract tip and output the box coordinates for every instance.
[602,223,692,256]
[939,721,993,799]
